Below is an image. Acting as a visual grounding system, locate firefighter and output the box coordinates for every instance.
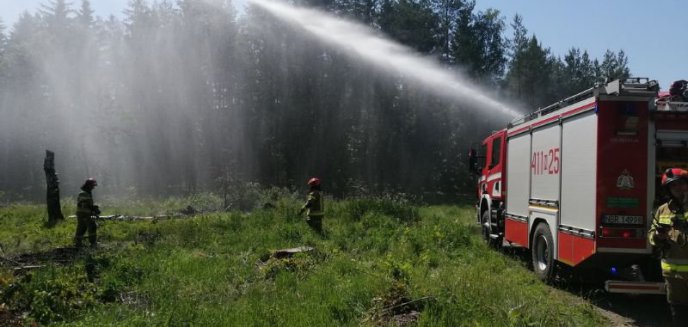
[299,177,324,235]
[649,168,688,326]
[74,178,100,248]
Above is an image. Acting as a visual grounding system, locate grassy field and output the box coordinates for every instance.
[0,193,607,326]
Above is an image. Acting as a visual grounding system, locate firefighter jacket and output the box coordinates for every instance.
[76,190,97,218]
[649,200,688,277]
[302,190,324,218]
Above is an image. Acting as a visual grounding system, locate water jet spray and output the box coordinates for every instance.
[246,0,522,119]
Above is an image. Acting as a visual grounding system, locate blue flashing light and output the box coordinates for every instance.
[610,267,618,275]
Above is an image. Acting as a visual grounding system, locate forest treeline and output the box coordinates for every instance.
[0,0,631,201]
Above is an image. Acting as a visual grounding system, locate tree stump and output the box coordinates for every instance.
[44,150,64,226]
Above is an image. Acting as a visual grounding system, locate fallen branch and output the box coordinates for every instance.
[67,214,195,221]
[13,265,45,272]
[381,296,435,314]
[271,246,314,259]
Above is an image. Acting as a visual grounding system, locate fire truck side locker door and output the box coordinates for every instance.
[529,124,562,257]
[504,133,531,247]
[559,111,598,266]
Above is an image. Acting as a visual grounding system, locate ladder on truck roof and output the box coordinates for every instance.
[508,77,660,128]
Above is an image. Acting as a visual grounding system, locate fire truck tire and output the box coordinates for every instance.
[532,223,554,282]
[481,210,491,243]
[481,210,500,248]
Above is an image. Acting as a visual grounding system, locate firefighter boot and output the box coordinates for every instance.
[89,235,98,249]
[74,236,84,248]
[87,218,98,248]
[306,216,323,235]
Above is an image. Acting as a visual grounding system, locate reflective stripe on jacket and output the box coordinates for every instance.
[662,258,688,273]
[304,190,324,217]
[657,212,688,225]
[649,200,688,275]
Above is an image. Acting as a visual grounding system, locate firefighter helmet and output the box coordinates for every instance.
[307,177,320,187]
[662,168,688,187]
[83,178,98,188]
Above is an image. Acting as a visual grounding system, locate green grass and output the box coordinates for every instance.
[0,196,607,326]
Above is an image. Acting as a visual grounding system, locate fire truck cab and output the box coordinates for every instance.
[472,78,688,293]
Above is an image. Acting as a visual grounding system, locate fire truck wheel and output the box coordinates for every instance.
[532,223,554,282]
[481,210,490,242]
[481,210,500,248]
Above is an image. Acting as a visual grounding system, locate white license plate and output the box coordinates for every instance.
[602,215,643,225]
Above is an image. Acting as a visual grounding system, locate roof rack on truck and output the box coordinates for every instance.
[508,78,659,128]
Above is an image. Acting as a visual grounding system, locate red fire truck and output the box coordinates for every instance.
[470,78,688,293]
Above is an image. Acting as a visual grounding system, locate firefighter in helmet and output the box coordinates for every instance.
[649,168,688,326]
[74,178,100,248]
[299,177,324,235]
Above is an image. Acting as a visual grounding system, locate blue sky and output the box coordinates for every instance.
[473,0,687,91]
[0,0,685,90]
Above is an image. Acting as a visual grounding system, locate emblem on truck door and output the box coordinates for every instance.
[616,169,635,190]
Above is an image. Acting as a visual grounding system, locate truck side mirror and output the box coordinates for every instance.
[468,148,478,175]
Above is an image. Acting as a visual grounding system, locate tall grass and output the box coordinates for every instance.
[0,195,607,326]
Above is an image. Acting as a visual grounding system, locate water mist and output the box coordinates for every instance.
[246,0,522,119]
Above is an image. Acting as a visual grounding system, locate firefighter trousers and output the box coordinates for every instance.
[74,215,97,248]
[666,275,688,327]
[306,215,323,235]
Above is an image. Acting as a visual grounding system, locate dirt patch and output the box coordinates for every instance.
[0,305,22,327]
[0,247,83,278]
[591,293,671,327]
[555,279,671,327]
[502,247,672,326]
[391,310,421,326]
[363,281,433,327]
[10,247,81,267]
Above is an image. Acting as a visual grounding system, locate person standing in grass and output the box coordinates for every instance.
[649,168,688,326]
[299,177,324,235]
[74,178,100,248]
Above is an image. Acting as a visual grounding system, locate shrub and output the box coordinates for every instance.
[339,195,419,224]
[3,267,98,324]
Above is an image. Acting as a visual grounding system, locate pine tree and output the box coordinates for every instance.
[78,0,95,28]
[0,18,7,77]
[561,47,596,95]
[379,0,440,54]
[597,49,630,82]
[451,5,506,84]
[431,0,464,63]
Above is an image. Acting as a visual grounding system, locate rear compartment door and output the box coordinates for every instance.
[596,100,650,253]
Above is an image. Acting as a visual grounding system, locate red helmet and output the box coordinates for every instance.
[83,178,98,188]
[307,177,320,186]
[662,168,688,187]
